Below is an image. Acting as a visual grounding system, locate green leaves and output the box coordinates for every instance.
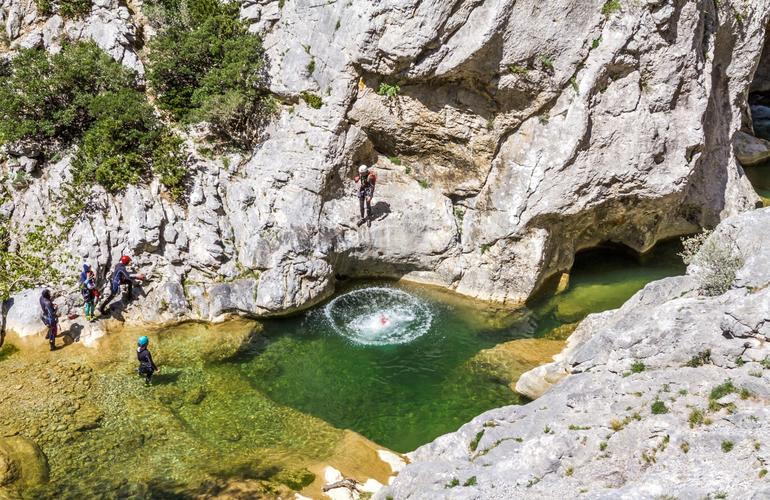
[147,0,271,149]
[0,41,187,197]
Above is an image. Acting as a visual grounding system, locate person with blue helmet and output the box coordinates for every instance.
[136,336,158,385]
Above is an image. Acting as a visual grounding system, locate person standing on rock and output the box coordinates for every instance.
[39,289,58,351]
[136,336,158,385]
[355,164,377,227]
[99,256,135,316]
[80,264,100,322]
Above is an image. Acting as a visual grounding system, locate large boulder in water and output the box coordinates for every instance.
[734,131,770,167]
[0,436,49,492]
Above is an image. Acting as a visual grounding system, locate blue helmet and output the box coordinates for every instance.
[137,336,149,347]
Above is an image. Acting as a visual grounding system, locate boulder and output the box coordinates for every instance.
[4,289,46,338]
[733,130,770,166]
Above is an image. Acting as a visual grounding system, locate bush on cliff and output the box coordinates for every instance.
[0,42,187,197]
[679,230,744,296]
[146,0,273,149]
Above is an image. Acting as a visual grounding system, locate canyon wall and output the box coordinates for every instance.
[0,0,767,328]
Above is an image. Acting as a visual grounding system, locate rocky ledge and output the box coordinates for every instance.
[380,207,770,499]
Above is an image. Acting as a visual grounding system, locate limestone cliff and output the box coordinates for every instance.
[0,0,767,327]
[381,207,770,499]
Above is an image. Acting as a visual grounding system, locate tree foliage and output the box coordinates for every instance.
[0,41,187,197]
[679,230,744,296]
[147,0,272,149]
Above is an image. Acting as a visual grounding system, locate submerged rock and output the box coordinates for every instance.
[468,338,565,392]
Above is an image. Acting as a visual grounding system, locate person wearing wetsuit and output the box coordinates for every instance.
[100,256,134,315]
[136,336,158,385]
[355,164,377,226]
[39,289,58,351]
[80,264,100,322]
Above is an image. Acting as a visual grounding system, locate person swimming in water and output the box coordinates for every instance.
[379,314,390,326]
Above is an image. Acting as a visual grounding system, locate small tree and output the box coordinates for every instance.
[679,230,744,296]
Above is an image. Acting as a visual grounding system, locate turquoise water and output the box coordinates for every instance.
[231,241,685,452]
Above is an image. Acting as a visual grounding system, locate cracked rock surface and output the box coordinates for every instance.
[0,0,768,328]
[381,207,770,499]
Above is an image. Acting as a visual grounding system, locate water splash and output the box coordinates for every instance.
[324,287,433,345]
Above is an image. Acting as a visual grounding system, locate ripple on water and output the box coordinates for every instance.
[323,287,433,346]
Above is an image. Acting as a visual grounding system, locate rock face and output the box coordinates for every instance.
[0,0,768,325]
[380,207,770,499]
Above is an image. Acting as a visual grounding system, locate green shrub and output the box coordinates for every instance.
[630,361,645,373]
[0,42,135,150]
[463,476,477,486]
[469,430,484,452]
[152,132,189,198]
[601,0,621,16]
[685,349,711,367]
[709,380,736,401]
[539,55,554,71]
[377,82,400,98]
[508,64,528,75]
[591,37,602,49]
[0,42,186,196]
[721,440,734,453]
[59,0,91,17]
[301,92,323,109]
[147,0,272,148]
[36,0,91,17]
[306,57,316,74]
[651,401,668,415]
[679,231,743,296]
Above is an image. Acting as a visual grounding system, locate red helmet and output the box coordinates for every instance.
[120,255,132,265]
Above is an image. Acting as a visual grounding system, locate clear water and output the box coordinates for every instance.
[233,240,686,452]
[745,161,770,206]
[0,241,685,497]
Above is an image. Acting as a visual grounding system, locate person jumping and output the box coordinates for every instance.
[355,164,377,227]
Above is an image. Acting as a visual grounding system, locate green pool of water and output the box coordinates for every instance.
[745,161,770,205]
[1,241,686,497]
[231,240,685,453]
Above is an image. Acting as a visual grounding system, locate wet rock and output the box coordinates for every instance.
[184,386,206,406]
[0,436,49,488]
[0,448,20,486]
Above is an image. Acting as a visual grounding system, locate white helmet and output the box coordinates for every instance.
[358,164,369,174]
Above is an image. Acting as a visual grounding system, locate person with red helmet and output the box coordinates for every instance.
[99,255,135,316]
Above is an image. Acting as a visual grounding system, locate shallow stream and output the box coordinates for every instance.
[0,241,685,497]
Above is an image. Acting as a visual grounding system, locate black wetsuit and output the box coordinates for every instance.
[39,292,58,350]
[137,347,157,384]
[100,263,133,314]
